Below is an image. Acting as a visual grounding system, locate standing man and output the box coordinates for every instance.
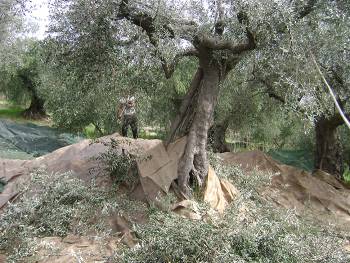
[117,96,138,139]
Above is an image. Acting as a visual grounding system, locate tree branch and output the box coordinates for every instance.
[259,80,285,103]
[214,0,225,35]
[328,67,349,108]
[310,51,350,130]
[117,0,198,78]
[297,0,318,19]
[161,49,199,79]
[198,29,255,54]
[252,71,285,103]
[117,0,174,44]
[328,112,350,127]
[199,10,256,54]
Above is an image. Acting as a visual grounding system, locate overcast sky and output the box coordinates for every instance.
[25,0,50,39]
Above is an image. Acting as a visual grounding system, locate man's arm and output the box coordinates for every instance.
[117,103,125,119]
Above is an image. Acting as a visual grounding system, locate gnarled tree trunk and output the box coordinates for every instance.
[208,117,230,153]
[170,50,230,196]
[18,72,46,119]
[117,0,256,195]
[22,91,46,119]
[314,115,344,178]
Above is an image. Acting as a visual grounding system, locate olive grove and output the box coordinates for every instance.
[45,0,349,194]
[0,0,24,44]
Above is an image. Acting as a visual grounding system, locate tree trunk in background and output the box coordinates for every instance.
[18,72,46,119]
[208,117,230,153]
[22,92,46,119]
[314,115,344,178]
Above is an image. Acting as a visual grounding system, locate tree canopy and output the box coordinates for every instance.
[41,0,350,193]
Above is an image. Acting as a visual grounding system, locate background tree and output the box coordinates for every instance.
[40,0,170,134]
[207,55,312,155]
[249,0,350,178]
[0,41,46,118]
[0,0,25,43]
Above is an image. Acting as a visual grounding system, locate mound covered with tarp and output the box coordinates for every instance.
[219,151,350,228]
[1,134,349,226]
[0,120,83,159]
[268,149,314,172]
[1,135,350,262]
[0,134,238,214]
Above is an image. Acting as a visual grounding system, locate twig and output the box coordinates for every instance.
[310,52,350,130]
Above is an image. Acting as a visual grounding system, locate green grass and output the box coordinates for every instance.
[83,124,165,140]
[138,129,164,140]
[0,100,51,126]
[0,106,24,119]
[83,123,98,139]
[343,164,350,183]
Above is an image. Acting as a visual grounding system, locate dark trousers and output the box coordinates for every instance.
[122,115,138,139]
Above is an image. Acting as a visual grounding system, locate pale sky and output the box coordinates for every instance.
[25,0,50,39]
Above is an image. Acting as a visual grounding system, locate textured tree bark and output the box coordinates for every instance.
[173,50,227,196]
[166,68,203,145]
[18,72,46,119]
[208,117,230,153]
[314,115,344,178]
[22,91,46,119]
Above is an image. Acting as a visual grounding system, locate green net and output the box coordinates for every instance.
[0,120,84,160]
[268,149,314,172]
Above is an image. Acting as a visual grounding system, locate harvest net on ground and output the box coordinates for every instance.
[0,120,83,160]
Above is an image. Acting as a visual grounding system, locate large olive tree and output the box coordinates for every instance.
[49,0,320,195]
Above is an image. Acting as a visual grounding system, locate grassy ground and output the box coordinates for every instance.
[0,100,51,126]
[83,123,165,140]
[0,106,23,119]
[0,99,85,161]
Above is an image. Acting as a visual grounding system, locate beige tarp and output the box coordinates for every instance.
[2,133,349,225]
[136,137,187,194]
[219,150,281,173]
[2,134,350,262]
[0,134,163,211]
[135,136,240,213]
[0,134,239,214]
[203,166,240,214]
[219,150,350,225]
